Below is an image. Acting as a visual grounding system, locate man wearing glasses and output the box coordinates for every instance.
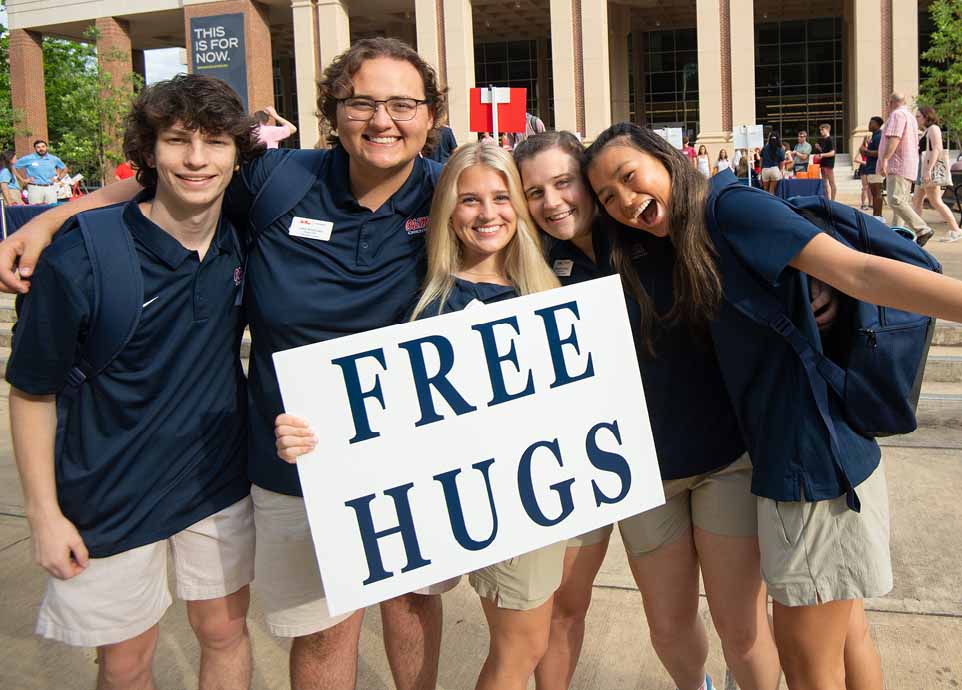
[793,131,812,174]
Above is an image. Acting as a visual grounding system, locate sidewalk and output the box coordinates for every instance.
[1,189,961,689]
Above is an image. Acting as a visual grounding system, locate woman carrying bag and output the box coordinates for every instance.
[911,106,961,242]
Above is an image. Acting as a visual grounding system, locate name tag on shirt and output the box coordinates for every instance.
[553,259,573,277]
[289,216,333,242]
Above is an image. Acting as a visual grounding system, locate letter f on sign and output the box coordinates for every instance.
[331,348,388,444]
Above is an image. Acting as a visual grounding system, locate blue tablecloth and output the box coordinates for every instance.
[1,203,58,237]
[775,178,825,199]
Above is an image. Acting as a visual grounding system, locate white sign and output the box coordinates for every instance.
[653,127,684,150]
[734,124,764,150]
[273,276,664,616]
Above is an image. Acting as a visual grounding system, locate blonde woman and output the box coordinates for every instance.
[409,142,559,318]
[278,143,565,690]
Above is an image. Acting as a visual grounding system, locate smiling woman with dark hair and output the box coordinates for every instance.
[585,120,962,690]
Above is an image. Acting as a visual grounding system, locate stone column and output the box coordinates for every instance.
[315,0,350,71]
[608,4,631,125]
[848,0,884,157]
[729,0,755,129]
[442,0,475,145]
[581,0,612,140]
[549,0,579,135]
[292,0,322,148]
[891,0,918,106]
[416,0,444,86]
[695,0,729,154]
[183,0,274,112]
[9,29,48,156]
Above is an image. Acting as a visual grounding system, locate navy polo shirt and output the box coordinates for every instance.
[761,145,785,169]
[706,170,880,502]
[548,223,745,480]
[414,277,517,317]
[864,130,882,175]
[6,196,249,558]
[225,145,441,496]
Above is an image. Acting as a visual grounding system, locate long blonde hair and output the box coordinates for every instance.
[410,143,560,319]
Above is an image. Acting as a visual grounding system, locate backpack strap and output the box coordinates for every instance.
[54,207,143,461]
[74,207,144,383]
[249,149,326,240]
[706,186,861,510]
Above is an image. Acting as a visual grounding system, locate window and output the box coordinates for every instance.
[641,28,700,140]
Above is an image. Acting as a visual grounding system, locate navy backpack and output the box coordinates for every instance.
[707,185,941,439]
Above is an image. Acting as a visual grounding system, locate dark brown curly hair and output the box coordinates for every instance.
[316,37,448,151]
[123,74,260,191]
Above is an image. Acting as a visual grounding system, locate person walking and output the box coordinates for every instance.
[878,92,935,245]
[860,117,885,218]
[14,140,66,205]
[910,106,962,242]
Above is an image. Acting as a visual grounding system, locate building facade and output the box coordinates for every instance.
[6,0,933,162]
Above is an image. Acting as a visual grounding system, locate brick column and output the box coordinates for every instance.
[292,0,321,147]
[96,18,134,178]
[9,29,48,157]
[183,0,274,112]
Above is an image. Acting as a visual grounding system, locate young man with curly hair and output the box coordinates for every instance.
[6,74,260,690]
[1,39,456,690]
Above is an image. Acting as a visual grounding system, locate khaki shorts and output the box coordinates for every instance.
[36,496,255,648]
[866,174,884,184]
[761,166,783,182]
[567,525,613,548]
[619,453,756,557]
[757,460,893,607]
[469,540,568,611]
[251,485,459,637]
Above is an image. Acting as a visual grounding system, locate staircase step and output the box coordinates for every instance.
[934,320,962,346]
[923,349,962,384]
[917,381,962,428]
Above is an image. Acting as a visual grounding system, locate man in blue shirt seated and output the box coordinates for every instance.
[14,139,66,205]
[6,74,260,689]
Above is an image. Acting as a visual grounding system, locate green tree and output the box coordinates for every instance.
[0,21,140,184]
[920,0,962,149]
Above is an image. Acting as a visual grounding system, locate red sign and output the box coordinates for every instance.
[469,87,527,133]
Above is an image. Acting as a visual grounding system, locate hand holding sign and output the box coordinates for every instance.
[273,276,664,616]
[275,414,317,463]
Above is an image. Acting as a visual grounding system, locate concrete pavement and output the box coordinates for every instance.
[1,186,961,689]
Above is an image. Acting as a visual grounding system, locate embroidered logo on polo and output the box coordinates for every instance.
[233,266,244,286]
[404,216,429,235]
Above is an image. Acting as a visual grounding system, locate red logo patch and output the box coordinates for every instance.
[405,216,429,235]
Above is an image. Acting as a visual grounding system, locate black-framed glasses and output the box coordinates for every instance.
[338,97,430,122]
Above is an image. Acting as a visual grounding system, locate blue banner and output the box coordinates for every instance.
[189,13,249,109]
